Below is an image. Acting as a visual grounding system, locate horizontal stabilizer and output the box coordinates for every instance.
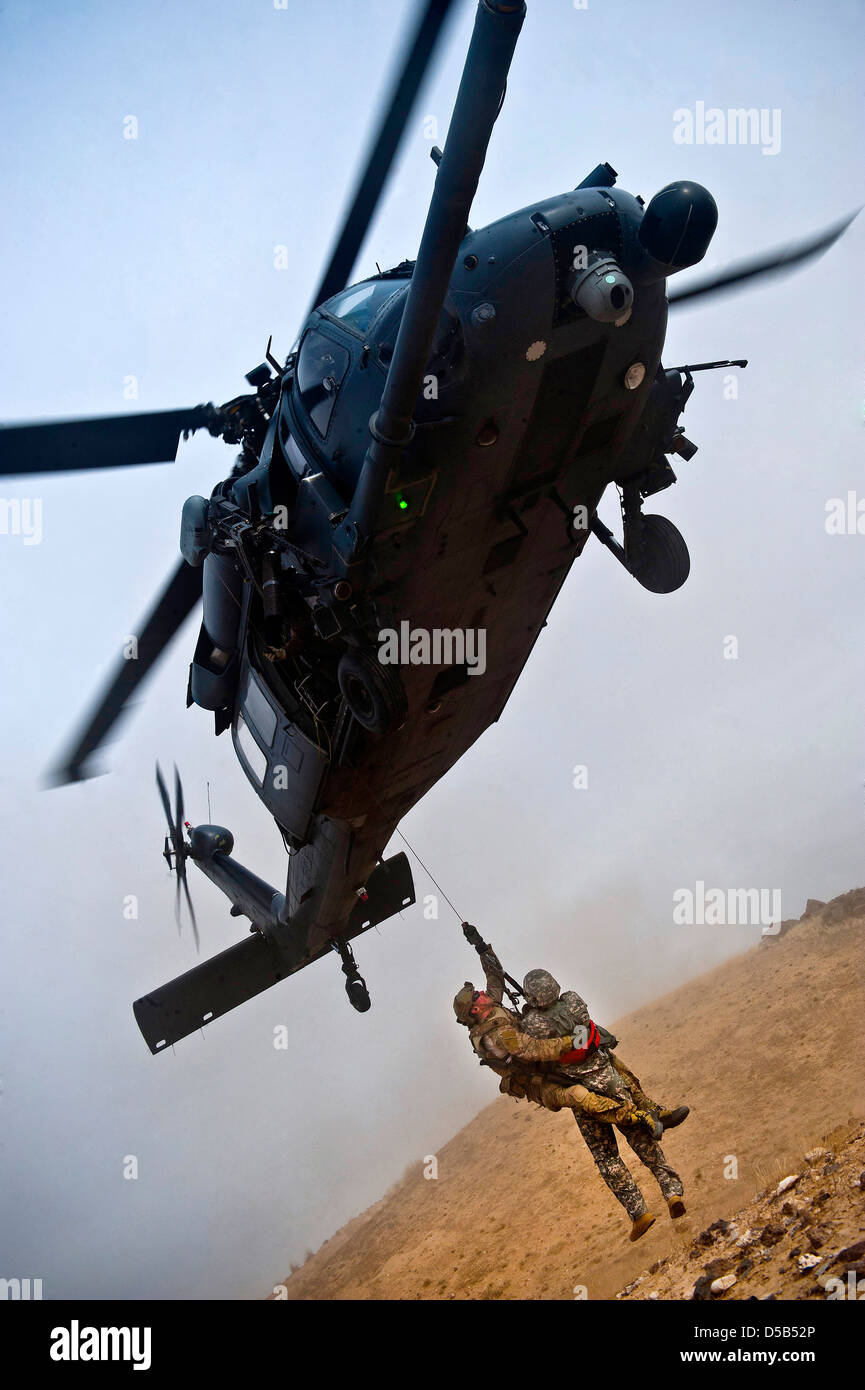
[135,851,416,1053]
[134,933,289,1054]
[348,852,415,932]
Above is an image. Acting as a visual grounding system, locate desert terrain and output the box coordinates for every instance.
[272,889,865,1300]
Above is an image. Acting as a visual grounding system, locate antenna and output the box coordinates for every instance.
[207,781,212,822]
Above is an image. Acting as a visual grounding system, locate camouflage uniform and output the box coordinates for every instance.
[464,950,636,1126]
[522,981,684,1221]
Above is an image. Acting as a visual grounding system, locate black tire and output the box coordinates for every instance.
[629,514,690,593]
[346,976,372,1012]
[337,648,408,734]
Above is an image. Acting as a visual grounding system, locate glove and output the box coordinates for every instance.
[462,922,490,952]
[629,1109,664,1141]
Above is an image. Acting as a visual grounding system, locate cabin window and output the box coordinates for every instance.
[242,670,278,747]
[236,713,268,786]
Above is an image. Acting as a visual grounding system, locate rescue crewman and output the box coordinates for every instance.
[454,930,662,1143]
[520,966,688,1241]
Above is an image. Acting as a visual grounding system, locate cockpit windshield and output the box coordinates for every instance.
[322,278,404,336]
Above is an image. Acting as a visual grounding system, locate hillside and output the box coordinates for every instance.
[272,888,865,1300]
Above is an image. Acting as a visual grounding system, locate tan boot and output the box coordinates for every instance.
[630,1212,656,1242]
[668,1197,686,1219]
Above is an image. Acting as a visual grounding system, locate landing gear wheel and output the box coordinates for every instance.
[628,514,690,593]
[338,649,407,733]
[346,976,371,1012]
[332,937,372,1012]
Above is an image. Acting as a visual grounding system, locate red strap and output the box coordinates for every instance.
[559,1019,600,1065]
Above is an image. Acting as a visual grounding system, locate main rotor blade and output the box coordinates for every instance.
[0,406,211,477]
[48,559,203,786]
[668,210,859,309]
[307,0,459,314]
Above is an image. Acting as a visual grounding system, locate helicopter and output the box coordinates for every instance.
[0,0,856,1052]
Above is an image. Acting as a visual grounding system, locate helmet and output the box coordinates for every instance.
[453,982,477,1025]
[522,969,560,1008]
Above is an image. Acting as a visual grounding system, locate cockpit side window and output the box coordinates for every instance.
[295,328,350,438]
[321,279,404,336]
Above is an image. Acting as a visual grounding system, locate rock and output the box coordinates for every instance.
[834,1238,865,1265]
[691,1275,713,1301]
[710,1274,737,1295]
[737,1258,754,1276]
[776,1175,801,1196]
[807,1228,827,1250]
[696,1217,731,1247]
[796,1254,822,1272]
[804,1147,827,1165]
[760,1222,786,1247]
[822,1162,841,1176]
[736,1228,755,1247]
[648,1291,660,1301]
[802,899,826,918]
[703,1257,732,1280]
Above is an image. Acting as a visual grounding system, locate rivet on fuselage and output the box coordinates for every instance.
[476,421,499,447]
[464,253,479,269]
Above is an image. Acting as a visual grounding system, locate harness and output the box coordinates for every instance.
[559,1019,601,1064]
[469,1007,576,1098]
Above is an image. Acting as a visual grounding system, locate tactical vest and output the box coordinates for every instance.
[469,1006,562,1105]
[469,1005,515,1072]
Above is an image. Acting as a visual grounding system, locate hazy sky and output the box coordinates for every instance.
[1,0,863,1299]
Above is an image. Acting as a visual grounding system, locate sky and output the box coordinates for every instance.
[0,0,863,1299]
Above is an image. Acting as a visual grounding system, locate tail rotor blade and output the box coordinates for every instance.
[156,763,175,844]
[180,873,200,955]
[174,763,185,839]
